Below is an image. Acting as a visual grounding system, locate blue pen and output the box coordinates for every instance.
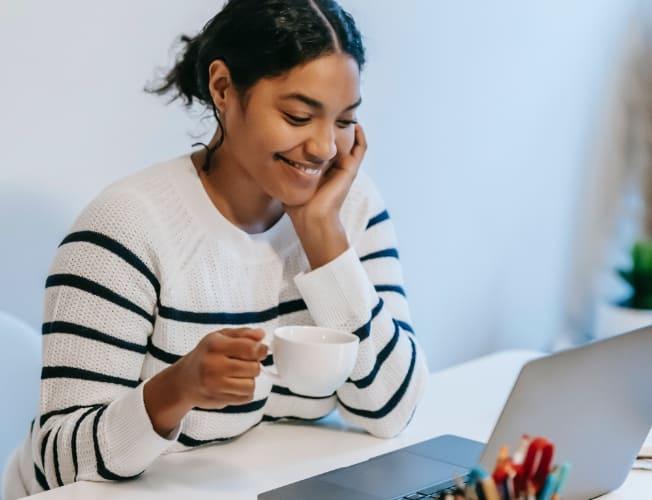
[551,462,571,500]
[464,467,483,500]
[537,468,558,500]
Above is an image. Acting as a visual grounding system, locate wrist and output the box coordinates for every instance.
[296,218,349,270]
[143,362,192,437]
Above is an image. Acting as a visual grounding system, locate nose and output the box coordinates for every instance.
[304,124,337,164]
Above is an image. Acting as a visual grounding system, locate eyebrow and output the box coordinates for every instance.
[280,92,362,112]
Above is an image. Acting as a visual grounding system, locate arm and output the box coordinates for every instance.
[293,178,429,438]
[32,187,181,491]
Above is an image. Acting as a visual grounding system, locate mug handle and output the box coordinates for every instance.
[260,364,283,386]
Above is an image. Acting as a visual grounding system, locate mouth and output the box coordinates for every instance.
[274,154,322,176]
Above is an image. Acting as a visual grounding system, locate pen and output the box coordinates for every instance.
[513,434,530,464]
[465,468,481,500]
[499,481,510,500]
[480,468,502,500]
[504,466,516,500]
[538,467,558,500]
[525,479,536,500]
[464,484,479,500]
[492,444,512,487]
[551,462,571,500]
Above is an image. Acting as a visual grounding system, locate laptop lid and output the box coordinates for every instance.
[479,325,652,500]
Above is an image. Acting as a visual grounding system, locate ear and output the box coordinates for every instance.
[207,59,233,114]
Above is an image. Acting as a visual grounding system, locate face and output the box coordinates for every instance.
[215,53,361,207]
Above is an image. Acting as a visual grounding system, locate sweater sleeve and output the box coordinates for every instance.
[31,186,182,492]
[293,175,429,438]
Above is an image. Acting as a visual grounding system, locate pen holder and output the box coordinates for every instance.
[452,435,571,500]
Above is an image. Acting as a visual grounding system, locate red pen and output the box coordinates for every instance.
[514,437,554,496]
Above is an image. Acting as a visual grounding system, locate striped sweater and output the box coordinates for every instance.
[12,154,429,496]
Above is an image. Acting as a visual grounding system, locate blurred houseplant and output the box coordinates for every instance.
[618,240,652,309]
[596,241,652,338]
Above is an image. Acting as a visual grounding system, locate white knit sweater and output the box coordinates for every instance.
[10,155,429,496]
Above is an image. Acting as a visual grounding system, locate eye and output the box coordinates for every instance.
[283,113,311,126]
[337,119,358,128]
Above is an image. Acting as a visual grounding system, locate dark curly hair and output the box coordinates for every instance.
[146,0,366,172]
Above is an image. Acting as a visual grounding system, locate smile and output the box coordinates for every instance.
[275,154,321,176]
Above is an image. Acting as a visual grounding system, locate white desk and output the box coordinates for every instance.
[27,350,651,499]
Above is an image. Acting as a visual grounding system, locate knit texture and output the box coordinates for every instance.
[11,155,429,496]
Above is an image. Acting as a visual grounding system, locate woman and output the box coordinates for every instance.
[2,0,428,497]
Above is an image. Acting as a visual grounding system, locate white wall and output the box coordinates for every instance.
[0,0,645,370]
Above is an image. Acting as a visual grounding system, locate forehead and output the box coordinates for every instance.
[254,53,360,110]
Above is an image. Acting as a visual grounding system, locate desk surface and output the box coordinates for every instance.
[27,349,651,499]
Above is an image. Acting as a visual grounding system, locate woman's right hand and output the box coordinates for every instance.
[144,328,269,437]
[177,328,269,409]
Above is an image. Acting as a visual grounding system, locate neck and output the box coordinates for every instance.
[190,134,285,234]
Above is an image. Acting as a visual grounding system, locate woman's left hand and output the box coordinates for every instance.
[283,123,367,229]
[283,123,367,269]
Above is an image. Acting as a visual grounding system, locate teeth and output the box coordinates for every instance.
[281,156,320,175]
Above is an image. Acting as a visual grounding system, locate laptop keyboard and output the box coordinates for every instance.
[393,475,469,499]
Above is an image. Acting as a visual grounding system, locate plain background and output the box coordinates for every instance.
[2,0,651,370]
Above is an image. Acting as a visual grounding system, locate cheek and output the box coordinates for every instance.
[233,113,291,157]
[336,129,356,156]
[269,125,304,153]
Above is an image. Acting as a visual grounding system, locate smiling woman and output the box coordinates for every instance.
[1,1,429,498]
[146,0,366,227]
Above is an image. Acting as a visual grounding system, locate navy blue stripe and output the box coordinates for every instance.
[158,298,307,325]
[374,284,406,297]
[40,404,100,427]
[395,319,414,334]
[194,398,267,414]
[40,429,52,478]
[338,336,417,419]
[92,406,144,480]
[348,319,402,389]
[271,385,335,400]
[72,406,102,481]
[278,299,308,315]
[262,414,328,422]
[43,321,147,354]
[261,354,274,367]
[360,248,399,262]
[353,298,384,342]
[366,209,389,229]
[178,433,233,447]
[60,231,160,298]
[52,427,63,487]
[45,274,154,325]
[147,337,181,364]
[42,366,139,388]
[34,464,49,491]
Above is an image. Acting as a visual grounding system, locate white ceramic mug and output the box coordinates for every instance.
[261,325,359,397]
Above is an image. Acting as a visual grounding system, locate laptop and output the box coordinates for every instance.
[259,325,652,500]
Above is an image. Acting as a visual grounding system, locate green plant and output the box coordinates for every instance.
[618,240,652,309]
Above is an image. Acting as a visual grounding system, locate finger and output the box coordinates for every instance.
[352,124,367,159]
[223,337,268,361]
[224,358,262,378]
[204,330,266,355]
[202,393,255,409]
[222,394,256,406]
[222,377,256,397]
[221,328,266,342]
